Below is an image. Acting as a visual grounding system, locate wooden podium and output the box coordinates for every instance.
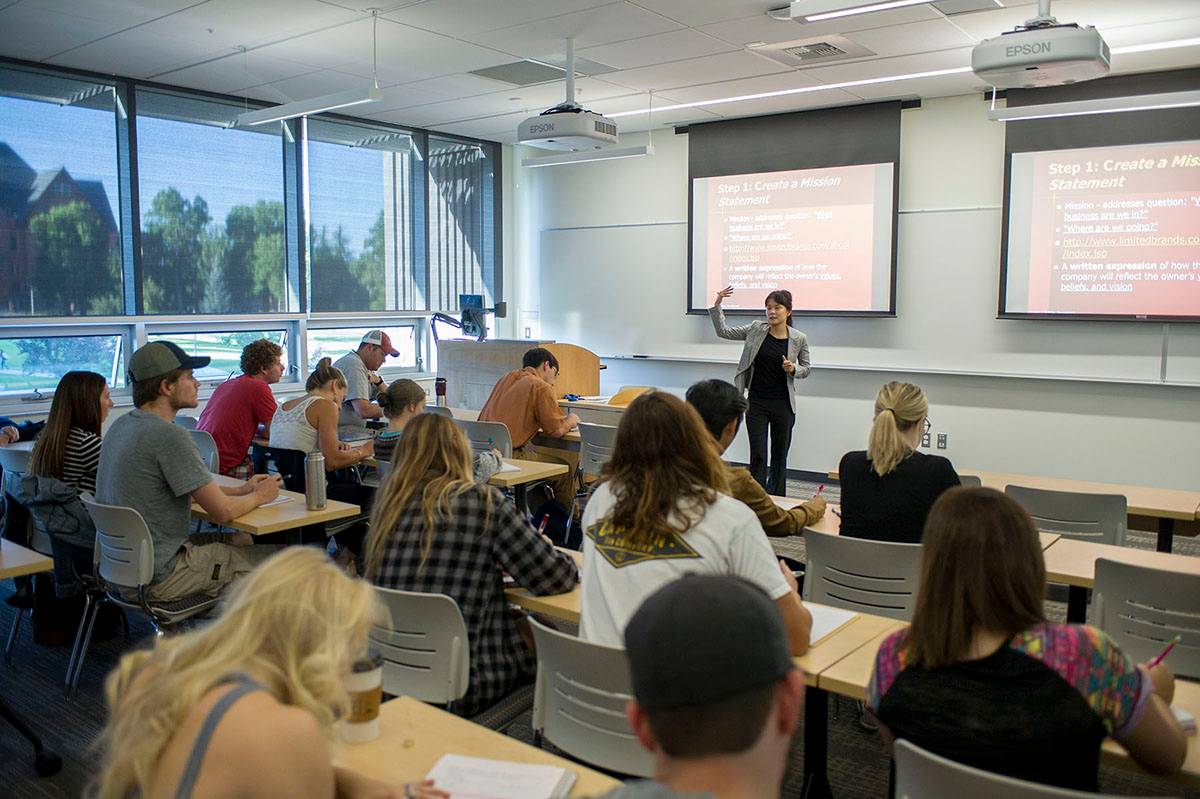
[436,340,602,410]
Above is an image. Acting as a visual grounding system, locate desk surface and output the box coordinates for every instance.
[506,549,582,624]
[446,406,582,444]
[191,474,361,535]
[364,455,569,489]
[796,612,906,683]
[800,504,1061,551]
[332,696,620,797]
[1041,536,1200,589]
[0,539,52,580]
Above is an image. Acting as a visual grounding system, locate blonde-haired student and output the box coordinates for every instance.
[837,381,959,543]
[94,547,448,799]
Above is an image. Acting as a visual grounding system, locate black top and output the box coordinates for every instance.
[748,333,789,400]
[837,450,959,543]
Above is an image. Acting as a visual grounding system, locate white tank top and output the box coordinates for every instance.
[268,395,323,453]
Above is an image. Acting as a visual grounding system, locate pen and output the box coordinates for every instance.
[1148,635,1182,668]
[816,484,825,495]
[537,514,550,536]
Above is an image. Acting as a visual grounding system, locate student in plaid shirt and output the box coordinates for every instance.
[364,413,578,716]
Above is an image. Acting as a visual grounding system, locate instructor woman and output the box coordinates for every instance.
[709,286,810,494]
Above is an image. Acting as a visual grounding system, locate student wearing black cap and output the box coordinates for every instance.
[598,574,805,799]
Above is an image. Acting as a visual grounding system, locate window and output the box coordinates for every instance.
[306,324,419,373]
[427,136,498,312]
[136,89,287,315]
[147,329,289,384]
[0,66,123,317]
[0,333,125,395]
[306,119,421,312]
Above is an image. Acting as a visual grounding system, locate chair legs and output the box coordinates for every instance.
[66,595,102,695]
[0,695,62,777]
[4,607,24,664]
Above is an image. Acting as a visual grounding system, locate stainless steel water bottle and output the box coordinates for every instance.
[304,451,327,510]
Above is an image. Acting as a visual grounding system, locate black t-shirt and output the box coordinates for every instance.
[749,333,789,400]
[837,450,959,543]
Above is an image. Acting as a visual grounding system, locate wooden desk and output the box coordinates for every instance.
[0,539,52,580]
[798,504,1062,551]
[1042,536,1200,623]
[827,467,1200,553]
[795,610,905,683]
[191,474,360,537]
[333,696,620,797]
[506,549,582,623]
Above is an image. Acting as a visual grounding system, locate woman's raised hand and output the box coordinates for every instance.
[714,285,734,306]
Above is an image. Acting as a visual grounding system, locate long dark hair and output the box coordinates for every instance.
[31,371,107,480]
[765,289,793,327]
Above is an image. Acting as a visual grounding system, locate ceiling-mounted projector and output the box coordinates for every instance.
[972,0,1109,89]
[517,37,620,151]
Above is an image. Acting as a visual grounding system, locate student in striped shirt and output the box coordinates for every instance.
[31,371,113,496]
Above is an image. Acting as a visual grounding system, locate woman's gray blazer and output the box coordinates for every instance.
[709,304,811,414]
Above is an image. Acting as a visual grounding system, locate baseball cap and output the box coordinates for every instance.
[361,330,400,357]
[623,575,795,712]
[128,341,211,382]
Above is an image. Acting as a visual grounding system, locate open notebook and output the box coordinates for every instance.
[426,754,575,799]
[804,602,860,647]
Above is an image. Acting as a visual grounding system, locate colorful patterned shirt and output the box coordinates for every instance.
[866,623,1151,792]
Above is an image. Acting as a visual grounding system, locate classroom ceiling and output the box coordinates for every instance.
[0,0,1197,143]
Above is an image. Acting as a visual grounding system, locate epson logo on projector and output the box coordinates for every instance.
[527,123,555,134]
[1006,42,1051,57]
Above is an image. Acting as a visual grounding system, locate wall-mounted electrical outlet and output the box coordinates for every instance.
[937,433,948,450]
[524,326,531,338]
[921,432,931,448]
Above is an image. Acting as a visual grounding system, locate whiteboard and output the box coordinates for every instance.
[540,210,1197,385]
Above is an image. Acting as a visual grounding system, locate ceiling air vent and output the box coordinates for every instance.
[752,34,875,68]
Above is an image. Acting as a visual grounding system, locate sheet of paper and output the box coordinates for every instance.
[257,496,293,508]
[426,753,575,799]
[497,461,521,473]
[805,602,859,647]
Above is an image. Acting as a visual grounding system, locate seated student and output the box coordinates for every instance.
[867,487,1186,792]
[364,413,578,716]
[838,381,959,543]
[93,547,448,799]
[333,330,398,437]
[599,575,805,799]
[376,380,501,483]
[197,339,283,478]
[686,378,825,536]
[96,341,281,602]
[478,346,579,503]
[577,391,811,655]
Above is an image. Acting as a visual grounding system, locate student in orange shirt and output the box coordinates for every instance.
[478,347,579,503]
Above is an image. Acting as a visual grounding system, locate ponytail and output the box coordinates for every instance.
[866,381,928,476]
[306,357,346,393]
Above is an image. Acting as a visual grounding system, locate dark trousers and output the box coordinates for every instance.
[745,395,795,495]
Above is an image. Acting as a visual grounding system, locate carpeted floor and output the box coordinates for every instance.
[1,479,1197,798]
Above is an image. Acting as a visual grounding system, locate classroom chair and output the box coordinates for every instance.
[529,619,654,778]
[424,405,454,417]
[565,423,617,544]
[803,531,922,621]
[958,474,982,488]
[187,428,219,473]
[1093,558,1200,680]
[369,587,532,730]
[173,415,198,430]
[1,447,54,665]
[456,419,513,458]
[75,494,218,693]
[893,739,1169,799]
[1004,485,1126,545]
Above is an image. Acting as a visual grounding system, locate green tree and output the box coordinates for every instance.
[16,335,119,379]
[309,225,370,311]
[28,201,121,315]
[223,200,285,312]
[350,209,386,310]
[141,188,210,314]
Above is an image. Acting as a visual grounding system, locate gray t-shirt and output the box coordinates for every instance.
[333,350,378,435]
[96,409,213,580]
[596,782,715,799]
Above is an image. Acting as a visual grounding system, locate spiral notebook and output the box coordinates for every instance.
[426,754,576,798]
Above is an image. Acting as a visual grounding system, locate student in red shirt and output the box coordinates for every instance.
[198,340,284,478]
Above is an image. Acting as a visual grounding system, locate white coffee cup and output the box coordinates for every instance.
[340,652,383,743]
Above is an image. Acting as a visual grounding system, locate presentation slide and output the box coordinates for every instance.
[1004,139,1200,319]
[690,163,895,314]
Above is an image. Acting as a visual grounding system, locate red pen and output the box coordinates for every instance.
[537,514,550,535]
[816,484,825,495]
[1149,635,1182,668]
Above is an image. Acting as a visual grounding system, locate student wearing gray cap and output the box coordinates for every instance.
[597,575,805,799]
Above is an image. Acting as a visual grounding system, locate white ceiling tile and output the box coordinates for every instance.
[370,73,517,112]
[256,69,373,104]
[654,70,827,103]
[358,105,452,128]
[587,90,686,115]
[382,77,636,125]
[628,1,776,27]
[671,87,865,122]
[845,18,977,59]
[698,6,942,48]
[134,0,360,51]
[1110,44,1200,77]
[465,2,685,60]
[0,4,127,60]
[430,109,531,138]
[615,105,723,132]
[382,0,617,37]
[844,69,989,101]
[46,27,234,78]
[602,50,789,92]
[800,46,975,86]
[578,28,738,70]
[153,51,321,93]
[1099,14,1200,49]
[16,0,200,26]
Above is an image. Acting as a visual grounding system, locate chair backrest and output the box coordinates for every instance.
[958,473,982,488]
[893,739,1165,799]
[173,415,199,430]
[187,428,219,472]
[457,419,512,458]
[79,492,155,590]
[529,619,654,777]
[424,405,454,417]
[577,423,617,480]
[803,531,922,621]
[369,587,471,706]
[0,446,33,475]
[0,447,51,552]
[376,459,392,482]
[1004,485,1126,545]
[1093,558,1200,680]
